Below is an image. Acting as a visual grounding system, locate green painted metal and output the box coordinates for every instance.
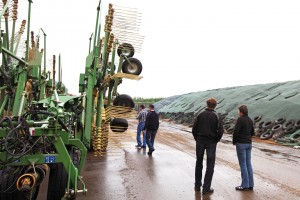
[10,20,16,52]
[107,44,117,106]
[112,56,124,96]
[0,1,143,199]
[0,95,8,116]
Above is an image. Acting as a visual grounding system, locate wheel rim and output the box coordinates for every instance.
[127,62,139,74]
[122,47,132,57]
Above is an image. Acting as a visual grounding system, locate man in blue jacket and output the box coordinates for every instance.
[192,98,224,194]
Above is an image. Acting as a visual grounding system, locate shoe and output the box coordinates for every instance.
[235,186,248,191]
[194,186,201,192]
[135,145,141,148]
[141,146,146,149]
[248,187,253,190]
[147,151,152,156]
[202,188,214,194]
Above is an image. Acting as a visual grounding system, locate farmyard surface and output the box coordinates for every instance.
[75,119,300,200]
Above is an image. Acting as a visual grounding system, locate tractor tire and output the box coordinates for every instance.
[295,120,300,129]
[272,130,285,139]
[271,124,282,133]
[47,163,68,200]
[110,118,128,133]
[260,130,274,140]
[262,120,275,130]
[47,148,80,200]
[122,58,143,75]
[0,167,26,200]
[253,116,262,123]
[257,121,265,129]
[282,119,295,130]
[113,94,135,108]
[284,126,296,135]
[275,117,286,125]
[255,129,264,137]
[117,43,135,58]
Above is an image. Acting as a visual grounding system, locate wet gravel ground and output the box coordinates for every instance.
[75,119,300,200]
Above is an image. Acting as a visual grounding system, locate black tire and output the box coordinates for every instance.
[255,129,264,137]
[110,118,128,133]
[290,132,300,141]
[253,116,262,123]
[47,148,79,200]
[122,58,143,75]
[260,130,274,140]
[295,120,300,129]
[117,43,135,58]
[0,167,26,200]
[258,121,265,129]
[284,126,296,135]
[113,94,135,108]
[262,120,275,130]
[275,118,285,125]
[271,124,282,133]
[272,130,285,139]
[223,124,230,130]
[47,163,68,200]
[282,119,295,130]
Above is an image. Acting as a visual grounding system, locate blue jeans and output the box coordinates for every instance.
[236,143,254,188]
[146,130,157,151]
[137,122,145,146]
[195,142,217,190]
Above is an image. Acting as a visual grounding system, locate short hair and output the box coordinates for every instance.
[149,104,154,109]
[206,98,217,109]
[238,105,248,116]
[140,105,145,109]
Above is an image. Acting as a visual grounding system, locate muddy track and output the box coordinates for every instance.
[74,119,300,200]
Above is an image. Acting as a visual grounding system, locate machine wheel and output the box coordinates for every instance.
[117,43,135,58]
[47,148,80,200]
[113,94,134,108]
[122,58,142,75]
[110,118,128,133]
[0,167,26,200]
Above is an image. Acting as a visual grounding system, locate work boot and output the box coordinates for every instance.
[202,188,214,194]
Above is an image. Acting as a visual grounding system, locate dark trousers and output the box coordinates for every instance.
[195,142,217,190]
[146,130,157,151]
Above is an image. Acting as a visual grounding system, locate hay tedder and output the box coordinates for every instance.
[0,0,143,199]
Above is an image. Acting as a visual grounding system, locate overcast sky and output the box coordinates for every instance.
[15,0,300,98]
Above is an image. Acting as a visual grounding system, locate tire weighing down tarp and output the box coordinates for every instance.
[155,80,300,121]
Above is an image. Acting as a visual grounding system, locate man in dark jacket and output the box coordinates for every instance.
[192,98,224,194]
[143,104,159,156]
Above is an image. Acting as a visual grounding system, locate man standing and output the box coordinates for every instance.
[143,104,159,155]
[192,98,224,194]
[136,105,148,148]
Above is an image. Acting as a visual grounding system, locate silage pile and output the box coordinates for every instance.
[155,80,300,147]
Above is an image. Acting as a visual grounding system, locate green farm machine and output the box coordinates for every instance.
[0,0,143,199]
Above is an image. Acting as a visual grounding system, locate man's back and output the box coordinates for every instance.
[145,111,159,131]
[192,109,223,143]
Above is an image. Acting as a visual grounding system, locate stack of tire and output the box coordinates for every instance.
[110,43,143,133]
[253,116,300,140]
[222,114,235,134]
